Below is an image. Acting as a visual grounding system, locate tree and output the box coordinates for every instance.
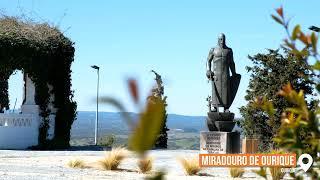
[149,70,169,149]
[256,7,319,178]
[239,48,314,151]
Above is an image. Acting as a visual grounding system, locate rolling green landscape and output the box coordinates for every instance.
[70,111,242,150]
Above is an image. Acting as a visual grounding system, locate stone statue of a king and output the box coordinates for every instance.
[206,33,241,131]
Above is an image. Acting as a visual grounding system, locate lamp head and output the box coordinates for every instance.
[91,65,100,70]
[309,26,320,32]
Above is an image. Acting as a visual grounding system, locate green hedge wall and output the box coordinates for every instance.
[0,16,77,149]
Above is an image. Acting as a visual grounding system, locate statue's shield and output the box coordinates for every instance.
[228,74,241,106]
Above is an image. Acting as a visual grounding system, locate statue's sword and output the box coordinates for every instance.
[207,62,218,112]
[211,73,218,112]
[210,72,223,112]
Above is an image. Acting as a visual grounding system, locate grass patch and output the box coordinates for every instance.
[229,167,245,178]
[99,147,128,170]
[252,167,267,179]
[138,156,153,173]
[269,167,285,180]
[179,157,201,175]
[67,159,86,169]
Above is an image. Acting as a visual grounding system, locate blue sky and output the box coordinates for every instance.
[2,0,319,117]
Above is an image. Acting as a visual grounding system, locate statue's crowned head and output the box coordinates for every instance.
[218,33,226,47]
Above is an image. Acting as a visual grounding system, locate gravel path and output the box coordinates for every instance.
[0,150,263,180]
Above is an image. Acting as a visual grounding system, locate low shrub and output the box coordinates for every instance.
[67,159,85,169]
[252,167,267,179]
[138,156,153,173]
[99,147,128,170]
[99,134,116,147]
[229,167,245,178]
[179,157,201,175]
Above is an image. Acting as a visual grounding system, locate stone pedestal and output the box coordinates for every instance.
[207,112,235,132]
[200,131,240,154]
[21,73,39,115]
[21,105,39,114]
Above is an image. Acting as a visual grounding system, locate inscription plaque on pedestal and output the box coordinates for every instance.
[200,131,240,154]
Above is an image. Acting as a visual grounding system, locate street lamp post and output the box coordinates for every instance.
[91,65,100,145]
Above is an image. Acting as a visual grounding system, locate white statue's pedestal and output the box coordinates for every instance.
[0,73,58,149]
[21,104,39,114]
[20,104,55,140]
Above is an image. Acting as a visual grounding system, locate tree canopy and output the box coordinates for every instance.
[239,48,314,151]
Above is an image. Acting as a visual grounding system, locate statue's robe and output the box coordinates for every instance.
[210,47,240,109]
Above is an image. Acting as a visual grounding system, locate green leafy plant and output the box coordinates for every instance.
[100,78,165,179]
[100,80,165,154]
[238,48,314,151]
[253,6,320,179]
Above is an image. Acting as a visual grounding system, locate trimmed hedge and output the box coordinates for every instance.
[0,16,77,149]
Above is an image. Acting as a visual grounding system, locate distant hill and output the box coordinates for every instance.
[71,111,241,138]
[70,111,242,149]
[71,111,208,138]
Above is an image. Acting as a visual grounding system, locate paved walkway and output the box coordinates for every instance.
[0,150,264,180]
